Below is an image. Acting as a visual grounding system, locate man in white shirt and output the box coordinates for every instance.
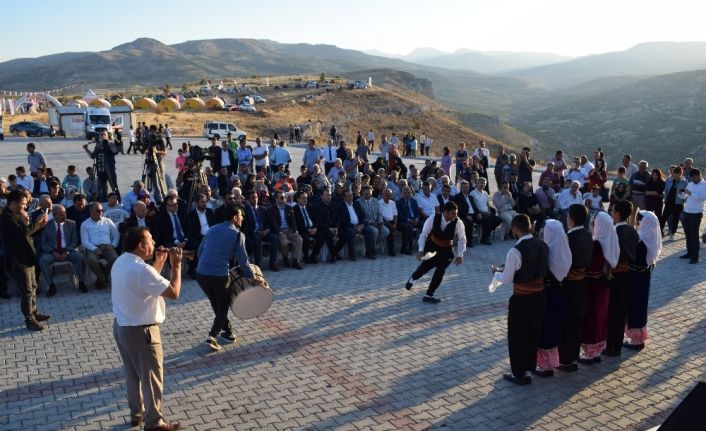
[367,129,375,150]
[580,156,594,192]
[415,181,439,221]
[681,168,706,264]
[470,178,502,244]
[557,181,585,229]
[378,188,399,256]
[322,138,337,175]
[15,166,33,191]
[81,202,120,289]
[621,154,639,180]
[473,141,490,169]
[112,227,182,430]
[164,123,172,150]
[252,137,269,175]
[405,201,465,303]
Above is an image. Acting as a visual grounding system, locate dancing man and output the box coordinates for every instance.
[405,201,466,304]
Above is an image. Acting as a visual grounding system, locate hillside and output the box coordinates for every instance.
[510,69,706,164]
[409,51,570,74]
[505,42,706,89]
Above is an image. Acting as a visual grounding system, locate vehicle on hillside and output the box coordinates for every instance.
[238,104,256,112]
[203,121,246,140]
[10,121,51,137]
[250,95,266,103]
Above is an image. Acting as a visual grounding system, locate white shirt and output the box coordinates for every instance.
[253,146,269,167]
[323,145,337,163]
[558,189,585,210]
[16,174,33,191]
[623,163,639,179]
[415,192,439,218]
[136,217,146,227]
[345,203,359,225]
[111,252,170,326]
[221,148,231,167]
[367,131,375,141]
[581,161,594,184]
[378,199,398,221]
[470,189,490,213]
[129,129,135,143]
[424,137,433,148]
[80,217,119,251]
[583,193,603,210]
[494,234,534,283]
[566,169,585,184]
[683,180,706,214]
[197,209,210,235]
[473,147,490,159]
[164,127,171,138]
[417,214,467,257]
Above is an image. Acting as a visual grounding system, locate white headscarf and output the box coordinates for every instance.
[542,219,572,281]
[637,210,662,266]
[592,211,620,268]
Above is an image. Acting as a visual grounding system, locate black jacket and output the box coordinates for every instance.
[268,204,298,234]
[154,208,189,248]
[0,210,43,268]
[187,208,216,243]
[337,200,366,228]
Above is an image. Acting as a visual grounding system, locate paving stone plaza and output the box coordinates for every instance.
[1,137,704,430]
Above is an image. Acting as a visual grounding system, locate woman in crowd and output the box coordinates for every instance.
[645,168,666,220]
[440,147,452,178]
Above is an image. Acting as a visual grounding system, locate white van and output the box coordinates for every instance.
[203,121,246,140]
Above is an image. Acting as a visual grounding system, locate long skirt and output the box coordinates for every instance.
[625,269,651,344]
[537,277,564,369]
[581,277,610,358]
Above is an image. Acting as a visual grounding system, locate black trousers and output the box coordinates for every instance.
[247,232,280,266]
[300,229,323,261]
[0,255,8,296]
[508,291,547,379]
[196,274,233,337]
[165,137,172,150]
[411,246,454,296]
[682,212,702,259]
[558,280,588,365]
[660,203,683,235]
[7,265,38,321]
[606,271,631,352]
[397,222,414,252]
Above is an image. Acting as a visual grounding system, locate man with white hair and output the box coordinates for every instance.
[557,181,586,229]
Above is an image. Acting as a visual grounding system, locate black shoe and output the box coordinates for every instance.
[689,258,699,264]
[503,373,531,386]
[328,255,336,264]
[577,357,596,365]
[78,282,88,293]
[47,283,57,297]
[365,252,376,260]
[593,356,602,363]
[405,279,414,290]
[130,417,144,427]
[95,279,108,290]
[557,363,578,373]
[679,254,692,259]
[349,255,357,262]
[333,253,342,261]
[292,260,303,270]
[480,239,492,245]
[26,319,45,331]
[34,312,51,322]
[219,331,236,344]
[283,258,291,267]
[467,242,473,248]
[269,263,279,272]
[530,368,554,377]
[623,342,644,351]
[602,348,621,357]
[422,296,441,304]
[0,291,10,299]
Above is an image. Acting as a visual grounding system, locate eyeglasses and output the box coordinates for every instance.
[94,209,104,213]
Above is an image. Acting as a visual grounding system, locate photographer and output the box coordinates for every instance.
[83,131,120,203]
[142,126,168,204]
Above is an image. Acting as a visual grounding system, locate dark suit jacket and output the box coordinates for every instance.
[66,206,91,239]
[154,208,189,248]
[437,194,452,208]
[39,219,79,255]
[0,209,43,268]
[32,179,51,198]
[337,201,366,228]
[453,193,480,217]
[293,204,318,232]
[396,198,420,224]
[268,204,298,234]
[242,204,272,237]
[187,208,216,243]
[314,201,339,230]
[211,147,237,172]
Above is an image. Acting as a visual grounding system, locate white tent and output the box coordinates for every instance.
[84,89,98,101]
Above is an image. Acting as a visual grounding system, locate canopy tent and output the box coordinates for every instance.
[67,99,89,108]
[44,94,62,107]
[204,97,225,110]
[83,89,98,101]
[183,97,205,110]
[112,98,134,110]
[158,97,181,112]
[134,97,158,111]
[89,98,111,108]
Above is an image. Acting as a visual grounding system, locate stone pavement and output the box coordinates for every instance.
[1,136,705,430]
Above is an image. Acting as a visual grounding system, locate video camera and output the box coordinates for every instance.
[188,145,210,164]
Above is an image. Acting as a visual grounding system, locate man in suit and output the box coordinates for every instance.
[453,180,480,247]
[437,184,453,208]
[38,204,86,296]
[357,185,388,258]
[214,191,237,223]
[0,190,50,331]
[335,189,373,261]
[243,190,280,271]
[187,193,216,277]
[268,190,303,269]
[154,195,190,249]
[212,140,237,176]
[293,191,323,263]
[313,188,340,263]
[396,186,420,254]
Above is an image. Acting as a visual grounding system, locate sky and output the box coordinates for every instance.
[2,0,705,62]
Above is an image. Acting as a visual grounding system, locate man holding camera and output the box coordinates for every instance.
[83,131,120,202]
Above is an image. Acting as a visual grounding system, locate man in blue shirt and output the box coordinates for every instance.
[270,141,292,170]
[236,139,253,176]
[302,139,324,172]
[196,205,256,351]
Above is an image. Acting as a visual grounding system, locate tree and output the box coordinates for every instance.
[320,72,325,82]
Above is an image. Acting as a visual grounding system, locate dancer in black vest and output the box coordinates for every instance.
[557,204,594,372]
[405,202,466,303]
[491,214,549,385]
[604,200,638,356]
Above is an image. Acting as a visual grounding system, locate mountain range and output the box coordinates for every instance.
[3,38,706,161]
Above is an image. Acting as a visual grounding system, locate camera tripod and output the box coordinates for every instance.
[141,147,167,204]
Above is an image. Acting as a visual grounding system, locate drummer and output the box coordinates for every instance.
[196,205,255,351]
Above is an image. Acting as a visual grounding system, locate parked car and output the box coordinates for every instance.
[250,95,267,104]
[10,121,51,137]
[239,104,256,112]
[203,121,246,140]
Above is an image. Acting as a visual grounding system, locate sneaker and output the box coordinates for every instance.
[205,336,222,351]
[219,331,236,344]
[34,312,51,322]
[422,295,441,304]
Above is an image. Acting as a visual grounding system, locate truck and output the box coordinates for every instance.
[48,106,134,139]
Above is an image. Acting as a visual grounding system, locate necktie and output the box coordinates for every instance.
[56,223,62,251]
[329,147,333,160]
[303,207,312,228]
[172,213,184,242]
[252,207,261,231]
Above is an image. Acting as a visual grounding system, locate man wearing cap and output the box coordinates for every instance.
[123,181,148,212]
